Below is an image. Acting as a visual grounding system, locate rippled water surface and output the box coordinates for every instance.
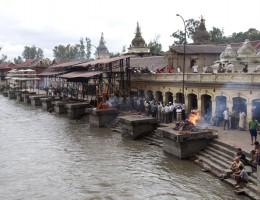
[0,96,249,200]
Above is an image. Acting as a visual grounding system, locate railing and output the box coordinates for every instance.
[131,73,260,84]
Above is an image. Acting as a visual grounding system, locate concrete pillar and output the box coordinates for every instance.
[197,96,202,114]
[162,94,165,105]
[211,99,216,119]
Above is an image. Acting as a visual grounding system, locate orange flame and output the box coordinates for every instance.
[188,112,200,125]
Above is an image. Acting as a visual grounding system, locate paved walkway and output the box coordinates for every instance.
[162,120,257,153]
[196,121,258,154]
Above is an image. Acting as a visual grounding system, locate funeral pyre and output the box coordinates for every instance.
[173,111,208,134]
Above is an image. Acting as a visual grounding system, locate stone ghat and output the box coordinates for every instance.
[158,126,217,160]
[118,115,158,140]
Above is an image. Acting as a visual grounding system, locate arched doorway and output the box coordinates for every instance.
[216,96,227,119]
[233,97,247,114]
[146,90,154,101]
[165,92,173,104]
[201,94,212,115]
[190,59,196,68]
[155,91,163,102]
[176,92,184,104]
[130,88,138,97]
[187,93,197,113]
[252,99,260,122]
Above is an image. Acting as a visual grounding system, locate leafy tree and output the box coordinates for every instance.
[85,37,91,60]
[209,27,226,44]
[109,52,120,58]
[14,56,23,64]
[148,34,162,54]
[78,38,86,59]
[53,44,81,60]
[171,18,200,44]
[22,45,44,59]
[0,54,7,64]
[122,45,126,53]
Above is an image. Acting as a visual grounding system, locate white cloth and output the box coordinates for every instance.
[239,112,246,129]
[223,110,230,120]
[192,65,199,73]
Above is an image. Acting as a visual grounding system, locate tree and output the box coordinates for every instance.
[109,52,120,58]
[171,18,200,44]
[85,37,91,60]
[122,45,126,53]
[78,38,86,59]
[14,56,23,64]
[148,34,162,55]
[53,44,81,60]
[22,45,44,59]
[0,54,7,64]
[209,27,226,44]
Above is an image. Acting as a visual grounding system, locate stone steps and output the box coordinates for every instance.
[195,140,259,199]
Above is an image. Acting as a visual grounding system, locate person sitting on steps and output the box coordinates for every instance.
[233,165,249,189]
[230,156,244,173]
[236,148,249,165]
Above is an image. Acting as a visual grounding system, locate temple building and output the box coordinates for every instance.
[128,22,150,56]
[129,17,260,127]
[94,33,110,60]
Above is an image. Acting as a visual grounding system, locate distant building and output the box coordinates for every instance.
[0,63,16,81]
[128,22,150,56]
[95,33,110,60]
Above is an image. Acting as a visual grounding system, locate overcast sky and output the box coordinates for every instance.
[0,0,260,61]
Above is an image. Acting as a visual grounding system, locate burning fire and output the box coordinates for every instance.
[188,111,200,125]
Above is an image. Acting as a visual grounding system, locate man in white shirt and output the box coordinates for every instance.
[223,107,230,130]
[226,62,233,73]
[192,63,199,73]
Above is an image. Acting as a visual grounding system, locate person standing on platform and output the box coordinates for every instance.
[176,106,182,121]
[223,107,231,130]
[192,63,199,73]
[238,110,246,131]
[249,116,258,145]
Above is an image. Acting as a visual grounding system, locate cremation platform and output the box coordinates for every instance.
[158,126,217,159]
[118,114,158,140]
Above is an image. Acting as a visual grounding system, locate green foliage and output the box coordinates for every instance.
[0,54,8,64]
[109,52,120,58]
[148,34,162,54]
[209,27,226,43]
[171,19,200,44]
[172,17,260,45]
[122,45,126,53]
[14,56,23,64]
[226,28,260,43]
[85,37,91,60]
[53,37,92,60]
[22,45,44,59]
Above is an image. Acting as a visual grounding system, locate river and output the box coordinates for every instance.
[0,96,248,200]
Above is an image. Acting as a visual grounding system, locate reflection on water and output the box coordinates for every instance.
[0,96,248,200]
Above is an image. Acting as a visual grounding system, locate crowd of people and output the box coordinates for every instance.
[217,62,260,73]
[130,97,186,123]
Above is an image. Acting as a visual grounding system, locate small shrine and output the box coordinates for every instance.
[128,22,150,55]
[95,33,110,59]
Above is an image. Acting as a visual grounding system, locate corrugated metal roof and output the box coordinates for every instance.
[50,60,87,68]
[0,63,16,69]
[130,56,165,71]
[171,45,226,54]
[58,71,102,78]
[37,71,67,76]
[15,59,38,68]
[75,55,136,67]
